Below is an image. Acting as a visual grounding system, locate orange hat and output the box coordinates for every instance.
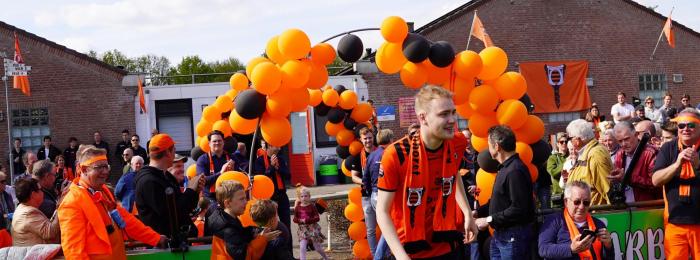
[149,134,176,153]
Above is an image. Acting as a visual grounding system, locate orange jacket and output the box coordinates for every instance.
[58,179,161,259]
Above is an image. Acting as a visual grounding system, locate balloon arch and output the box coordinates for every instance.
[184,16,548,258]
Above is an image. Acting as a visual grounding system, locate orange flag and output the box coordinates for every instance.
[470,13,493,47]
[519,61,591,113]
[13,32,30,96]
[138,78,147,113]
[663,15,675,48]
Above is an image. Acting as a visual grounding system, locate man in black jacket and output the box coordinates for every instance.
[135,133,205,238]
[37,136,61,162]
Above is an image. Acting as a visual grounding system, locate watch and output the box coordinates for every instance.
[486,216,493,223]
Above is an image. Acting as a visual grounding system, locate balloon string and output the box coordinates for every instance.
[248,117,262,198]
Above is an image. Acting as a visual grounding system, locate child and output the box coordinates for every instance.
[293,186,328,260]
[250,200,293,260]
[193,197,210,239]
[207,180,281,259]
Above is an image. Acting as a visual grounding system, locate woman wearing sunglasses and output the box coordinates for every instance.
[538,181,614,259]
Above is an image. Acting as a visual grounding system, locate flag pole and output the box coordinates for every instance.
[650,7,674,60]
[2,75,14,185]
[465,10,478,51]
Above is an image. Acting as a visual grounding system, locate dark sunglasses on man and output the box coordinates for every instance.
[678,122,697,130]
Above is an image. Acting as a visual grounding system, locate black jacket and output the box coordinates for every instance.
[135,165,198,238]
[261,222,293,260]
[206,207,258,260]
[63,146,78,172]
[37,145,61,162]
[489,154,536,230]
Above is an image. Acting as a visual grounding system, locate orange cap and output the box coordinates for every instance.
[149,134,176,153]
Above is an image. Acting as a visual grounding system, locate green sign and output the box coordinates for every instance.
[127,246,212,260]
[319,164,338,176]
[593,208,664,260]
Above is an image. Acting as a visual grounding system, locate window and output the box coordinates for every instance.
[638,74,667,105]
[11,108,50,152]
[155,99,193,153]
[313,109,337,148]
[548,112,580,123]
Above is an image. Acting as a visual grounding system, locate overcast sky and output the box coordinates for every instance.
[1,0,695,65]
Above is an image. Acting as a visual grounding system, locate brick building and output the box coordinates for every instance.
[361,0,700,137]
[0,22,136,179]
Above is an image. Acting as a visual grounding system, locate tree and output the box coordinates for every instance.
[100,49,133,69]
[209,57,245,82]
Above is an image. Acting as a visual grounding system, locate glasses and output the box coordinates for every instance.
[131,139,139,142]
[572,200,591,207]
[90,164,111,172]
[558,141,567,144]
[645,101,653,104]
[678,123,697,130]
[122,154,130,157]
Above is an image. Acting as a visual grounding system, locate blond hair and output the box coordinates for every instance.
[77,145,107,165]
[414,85,453,114]
[250,199,278,226]
[295,184,310,201]
[216,180,245,205]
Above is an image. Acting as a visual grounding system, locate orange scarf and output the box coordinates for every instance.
[402,132,460,254]
[677,138,700,203]
[563,209,602,260]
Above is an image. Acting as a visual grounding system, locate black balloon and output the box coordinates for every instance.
[337,145,350,159]
[477,150,500,173]
[520,94,535,113]
[315,103,331,116]
[333,85,347,95]
[235,89,266,119]
[191,146,204,162]
[428,41,455,68]
[530,140,552,165]
[343,117,358,130]
[224,136,237,154]
[402,33,430,63]
[327,108,346,124]
[338,34,364,63]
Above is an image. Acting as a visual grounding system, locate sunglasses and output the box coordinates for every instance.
[678,123,697,130]
[558,140,567,144]
[572,200,591,207]
[131,139,139,141]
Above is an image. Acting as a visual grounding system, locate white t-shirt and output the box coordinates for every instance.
[610,103,635,123]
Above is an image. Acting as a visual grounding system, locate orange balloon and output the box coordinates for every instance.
[468,112,498,138]
[252,175,274,199]
[186,164,197,179]
[478,47,508,81]
[515,115,545,144]
[239,199,256,227]
[338,90,358,110]
[229,110,258,135]
[246,56,269,78]
[310,43,336,66]
[344,203,364,222]
[453,76,475,106]
[425,61,451,86]
[376,42,407,74]
[494,72,527,100]
[350,103,373,123]
[516,142,533,164]
[229,73,249,91]
[322,88,339,107]
[214,95,233,112]
[400,62,428,89]
[454,50,483,79]
[308,89,323,106]
[476,168,496,206]
[471,135,489,152]
[353,239,371,259]
[348,221,367,241]
[381,16,408,43]
[266,92,292,118]
[496,100,528,129]
[456,102,475,119]
[202,105,222,122]
[468,85,499,115]
[212,119,233,137]
[196,120,214,137]
[336,129,355,146]
[199,137,211,153]
[225,89,239,100]
[216,171,250,190]
[341,159,352,177]
[280,59,310,89]
[290,87,310,112]
[526,163,539,183]
[260,114,292,147]
[349,141,364,156]
[348,187,362,205]
[304,60,328,89]
[265,36,289,64]
[251,62,282,95]
[278,29,311,60]
[325,121,345,136]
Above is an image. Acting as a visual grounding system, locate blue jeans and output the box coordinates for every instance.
[490,224,533,260]
[536,184,552,210]
[362,193,378,255]
[373,236,389,260]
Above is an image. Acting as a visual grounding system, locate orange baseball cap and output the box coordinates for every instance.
[149,134,176,153]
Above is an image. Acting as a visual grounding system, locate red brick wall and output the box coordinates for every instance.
[364,0,700,138]
[0,27,134,179]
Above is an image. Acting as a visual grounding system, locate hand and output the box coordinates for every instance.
[607,168,624,182]
[270,155,279,168]
[260,228,281,242]
[597,228,613,248]
[188,175,204,192]
[677,146,697,165]
[570,233,595,253]
[221,160,235,172]
[157,235,169,248]
[467,185,476,196]
[475,217,489,231]
[463,216,478,244]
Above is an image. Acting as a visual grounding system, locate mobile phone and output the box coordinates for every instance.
[581,229,597,240]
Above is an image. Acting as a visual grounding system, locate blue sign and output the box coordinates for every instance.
[376,105,395,121]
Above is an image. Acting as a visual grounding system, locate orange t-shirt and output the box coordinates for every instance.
[377,134,466,258]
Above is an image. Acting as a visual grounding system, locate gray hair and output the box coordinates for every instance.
[613,121,635,135]
[123,148,133,155]
[566,119,595,141]
[564,180,591,199]
[131,156,144,165]
[32,160,55,179]
[603,129,615,138]
[679,107,700,118]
